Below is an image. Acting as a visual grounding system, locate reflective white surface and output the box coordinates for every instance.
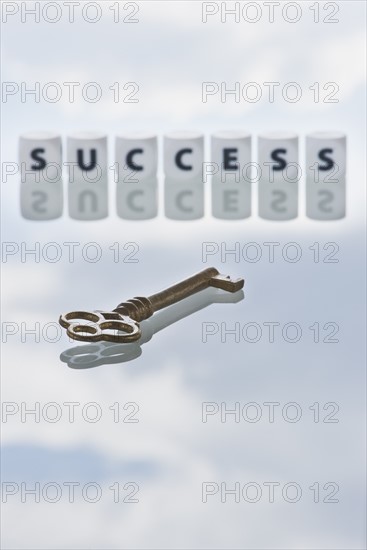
[1,2,366,549]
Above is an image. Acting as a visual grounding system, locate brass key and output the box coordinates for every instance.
[59,267,244,343]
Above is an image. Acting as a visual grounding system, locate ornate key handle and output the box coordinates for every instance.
[59,267,244,344]
[59,310,142,343]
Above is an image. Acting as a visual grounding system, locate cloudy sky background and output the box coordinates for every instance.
[1,2,366,549]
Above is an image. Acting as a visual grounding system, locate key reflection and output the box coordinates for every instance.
[60,287,244,369]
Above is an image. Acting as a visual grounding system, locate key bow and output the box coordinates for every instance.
[59,310,141,343]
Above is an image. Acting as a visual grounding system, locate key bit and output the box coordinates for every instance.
[59,267,244,343]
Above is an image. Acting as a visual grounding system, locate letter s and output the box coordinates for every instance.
[30,148,46,170]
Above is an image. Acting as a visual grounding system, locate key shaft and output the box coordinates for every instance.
[113,267,244,322]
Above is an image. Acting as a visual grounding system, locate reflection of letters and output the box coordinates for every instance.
[212,179,251,220]
[258,179,298,220]
[165,178,204,220]
[20,180,63,220]
[68,181,108,220]
[176,191,193,212]
[31,191,48,213]
[271,190,287,213]
[318,190,333,213]
[117,179,157,220]
[223,190,239,212]
[78,190,98,213]
[127,190,144,212]
[306,178,345,220]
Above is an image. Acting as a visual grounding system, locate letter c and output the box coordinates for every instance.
[175,148,193,171]
[126,149,143,171]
